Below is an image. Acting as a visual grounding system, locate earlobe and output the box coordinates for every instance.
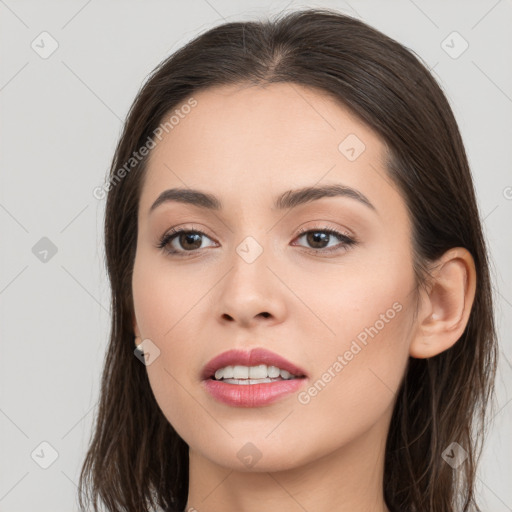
[409,247,476,359]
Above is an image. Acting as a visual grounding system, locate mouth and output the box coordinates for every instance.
[200,347,308,407]
[201,347,308,383]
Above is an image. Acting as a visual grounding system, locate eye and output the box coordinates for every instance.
[157,227,217,256]
[156,224,358,258]
[292,226,357,254]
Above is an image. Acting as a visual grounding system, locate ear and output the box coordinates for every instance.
[409,247,476,359]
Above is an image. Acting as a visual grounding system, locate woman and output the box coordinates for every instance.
[78,8,498,512]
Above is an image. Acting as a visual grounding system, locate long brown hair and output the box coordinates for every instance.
[78,8,498,512]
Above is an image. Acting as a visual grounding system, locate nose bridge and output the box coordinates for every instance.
[214,230,285,325]
[228,232,270,299]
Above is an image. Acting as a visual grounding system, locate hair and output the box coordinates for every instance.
[78,7,498,512]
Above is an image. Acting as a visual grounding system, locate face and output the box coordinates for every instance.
[132,82,418,472]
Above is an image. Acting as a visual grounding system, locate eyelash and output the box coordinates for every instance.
[156,225,358,257]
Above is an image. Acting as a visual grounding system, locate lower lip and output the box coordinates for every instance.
[202,377,307,407]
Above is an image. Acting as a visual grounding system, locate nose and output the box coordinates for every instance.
[214,242,287,328]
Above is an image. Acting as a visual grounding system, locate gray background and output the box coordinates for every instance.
[1,0,511,510]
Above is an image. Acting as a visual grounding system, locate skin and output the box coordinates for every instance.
[131,82,476,512]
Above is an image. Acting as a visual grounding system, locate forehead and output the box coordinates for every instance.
[139,82,400,219]
[148,81,385,164]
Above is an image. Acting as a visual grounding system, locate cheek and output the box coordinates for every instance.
[287,296,413,461]
[304,299,412,407]
[132,252,208,429]
[292,253,414,422]
[132,246,209,338]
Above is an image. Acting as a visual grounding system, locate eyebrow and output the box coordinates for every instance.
[149,184,377,214]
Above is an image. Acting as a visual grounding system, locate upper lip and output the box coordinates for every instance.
[201,347,308,380]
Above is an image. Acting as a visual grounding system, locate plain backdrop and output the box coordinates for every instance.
[1,0,511,510]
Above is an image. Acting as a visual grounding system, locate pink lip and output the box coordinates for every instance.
[202,378,307,407]
[200,347,308,380]
[200,347,309,408]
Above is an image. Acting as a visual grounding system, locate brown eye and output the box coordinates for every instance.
[293,227,357,254]
[303,231,331,249]
[157,228,216,256]
[176,232,203,251]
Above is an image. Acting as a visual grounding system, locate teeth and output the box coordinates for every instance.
[280,369,291,379]
[233,365,249,379]
[223,378,277,385]
[249,364,267,379]
[268,366,280,378]
[214,364,298,381]
[215,366,234,380]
